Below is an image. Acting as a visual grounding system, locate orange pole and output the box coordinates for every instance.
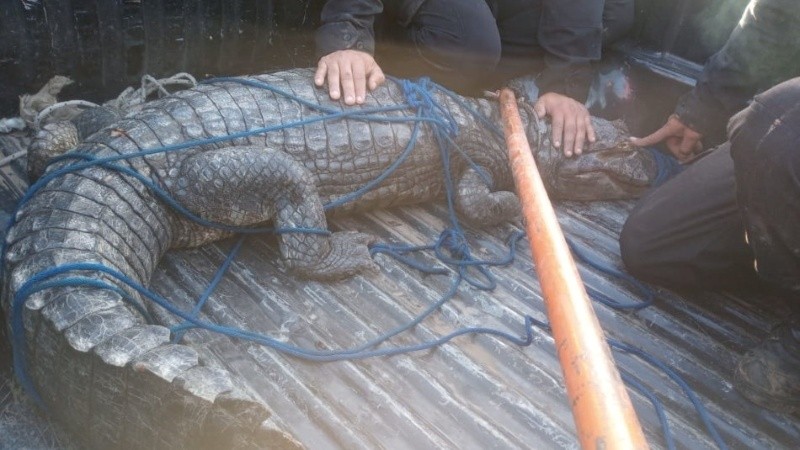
[498,88,648,450]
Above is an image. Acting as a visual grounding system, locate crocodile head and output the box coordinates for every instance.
[523,112,659,201]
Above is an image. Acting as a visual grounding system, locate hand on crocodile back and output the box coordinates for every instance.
[25,68,656,279]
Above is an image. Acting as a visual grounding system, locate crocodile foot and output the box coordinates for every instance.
[291,231,379,281]
[28,121,79,181]
[455,168,521,227]
[472,190,521,226]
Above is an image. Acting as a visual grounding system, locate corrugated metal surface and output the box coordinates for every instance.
[146,200,799,449]
[2,132,799,449]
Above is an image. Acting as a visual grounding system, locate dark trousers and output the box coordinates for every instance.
[620,77,800,293]
[378,0,634,95]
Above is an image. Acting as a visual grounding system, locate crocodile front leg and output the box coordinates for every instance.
[171,146,378,280]
[448,127,521,227]
[454,167,521,227]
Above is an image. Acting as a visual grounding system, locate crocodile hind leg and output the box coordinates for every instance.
[28,121,80,181]
[28,106,121,181]
[171,146,378,280]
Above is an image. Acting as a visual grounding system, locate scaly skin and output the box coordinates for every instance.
[3,68,652,449]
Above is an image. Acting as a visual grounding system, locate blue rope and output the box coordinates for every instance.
[371,231,525,290]
[11,262,535,405]
[566,238,655,310]
[528,317,727,450]
[609,338,730,450]
[1,75,725,448]
[620,372,676,450]
[170,236,246,342]
[50,154,330,236]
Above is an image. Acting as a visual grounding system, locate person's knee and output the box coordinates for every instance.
[410,0,501,72]
[602,0,635,45]
[619,203,682,287]
[619,213,655,279]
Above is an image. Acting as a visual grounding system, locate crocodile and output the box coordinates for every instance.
[1,68,657,449]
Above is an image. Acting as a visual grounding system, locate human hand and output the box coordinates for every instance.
[629,114,703,162]
[533,93,596,157]
[314,50,386,105]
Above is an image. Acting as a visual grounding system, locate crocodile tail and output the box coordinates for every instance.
[2,166,298,449]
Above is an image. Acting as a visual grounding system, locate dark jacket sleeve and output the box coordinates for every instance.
[315,0,383,58]
[675,0,800,145]
[535,0,605,101]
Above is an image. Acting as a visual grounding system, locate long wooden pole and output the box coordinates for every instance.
[498,88,648,450]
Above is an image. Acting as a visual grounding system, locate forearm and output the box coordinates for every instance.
[315,0,383,57]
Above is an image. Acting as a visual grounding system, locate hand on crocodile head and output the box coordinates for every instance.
[315,50,386,105]
[629,114,703,162]
[533,93,596,158]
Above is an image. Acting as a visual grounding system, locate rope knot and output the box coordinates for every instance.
[439,228,470,260]
[401,77,434,110]
[401,78,458,137]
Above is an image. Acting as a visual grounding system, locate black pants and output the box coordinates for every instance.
[620,77,800,293]
[378,0,634,95]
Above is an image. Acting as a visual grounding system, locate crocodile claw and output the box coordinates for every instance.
[293,231,379,281]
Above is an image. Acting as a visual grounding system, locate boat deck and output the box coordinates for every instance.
[1,131,798,449]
